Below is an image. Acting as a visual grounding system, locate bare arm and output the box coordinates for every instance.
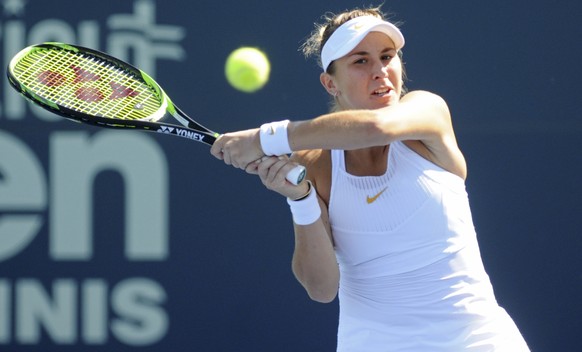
[289,91,448,150]
[288,90,466,178]
[291,195,339,303]
[212,90,466,178]
[250,153,338,303]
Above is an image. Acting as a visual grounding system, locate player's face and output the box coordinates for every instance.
[325,32,403,110]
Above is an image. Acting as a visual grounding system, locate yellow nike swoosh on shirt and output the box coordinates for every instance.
[366,187,388,204]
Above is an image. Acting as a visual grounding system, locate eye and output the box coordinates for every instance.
[381,49,397,62]
[354,57,367,64]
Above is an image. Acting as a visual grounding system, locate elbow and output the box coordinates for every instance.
[292,268,338,303]
[292,255,339,303]
[308,288,337,303]
[299,277,338,303]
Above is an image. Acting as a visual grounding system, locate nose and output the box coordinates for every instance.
[372,61,389,80]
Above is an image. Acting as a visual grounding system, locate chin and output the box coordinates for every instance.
[369,97,397,109]
[373,92,400,106]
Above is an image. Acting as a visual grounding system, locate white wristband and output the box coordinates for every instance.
[287,181,321,225]
[260,120,292,156]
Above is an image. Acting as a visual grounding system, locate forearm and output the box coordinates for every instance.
[291,220,339,303]
[287,189,339,303]
[211,91,449,170]
[286,91,450,152]
[287,109,388,152]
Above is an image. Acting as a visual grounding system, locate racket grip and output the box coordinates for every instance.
[286,165,306,185]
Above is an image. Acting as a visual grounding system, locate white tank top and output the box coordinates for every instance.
[329,141,529,351]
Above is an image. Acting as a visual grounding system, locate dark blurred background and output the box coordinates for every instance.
[1,0,580,351]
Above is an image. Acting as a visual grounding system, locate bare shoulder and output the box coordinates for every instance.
[401,90,450,117]
[291,149,332,205]
[400,91,467,179]
[394,90,454,140]
[402,89,447,102]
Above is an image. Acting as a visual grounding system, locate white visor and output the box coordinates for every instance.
[321,16,405,72]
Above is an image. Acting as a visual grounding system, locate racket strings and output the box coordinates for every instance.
[12,47,164,121]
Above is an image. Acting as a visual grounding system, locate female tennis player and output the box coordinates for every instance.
[211,6,529,351]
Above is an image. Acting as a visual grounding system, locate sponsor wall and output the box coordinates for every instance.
[1,0,580,351]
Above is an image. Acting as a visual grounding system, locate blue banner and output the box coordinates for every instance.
[1,0,581,350]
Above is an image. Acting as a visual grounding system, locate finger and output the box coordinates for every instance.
[245,160,260,175]
[256,156,280,181]
[229,151,240,169]
[265,159,290,185]
[211,148,224,160]
[247,156,269,174]
[223,150,232,166]
[210,134,225,160]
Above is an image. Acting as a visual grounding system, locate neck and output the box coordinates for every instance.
[344,145,389,176]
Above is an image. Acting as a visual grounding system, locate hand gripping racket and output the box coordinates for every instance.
[6,42,306,185]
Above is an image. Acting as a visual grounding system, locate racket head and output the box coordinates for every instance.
[7,42,171,124]
[7,42,218,145]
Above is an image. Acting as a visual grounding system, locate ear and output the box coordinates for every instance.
[320,72,338,96]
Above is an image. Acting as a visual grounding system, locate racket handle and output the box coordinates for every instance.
[286,165,306,185]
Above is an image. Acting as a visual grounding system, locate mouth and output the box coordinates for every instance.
[372,87,393,96]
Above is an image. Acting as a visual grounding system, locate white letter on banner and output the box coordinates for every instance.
[50,131,169,260]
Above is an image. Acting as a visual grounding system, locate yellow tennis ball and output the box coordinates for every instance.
[225,47,270,93]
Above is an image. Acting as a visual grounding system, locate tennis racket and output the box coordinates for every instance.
[6,42,306,185]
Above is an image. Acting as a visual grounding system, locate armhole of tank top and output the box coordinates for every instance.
[394,141,466,192]
[394,141,441,173]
